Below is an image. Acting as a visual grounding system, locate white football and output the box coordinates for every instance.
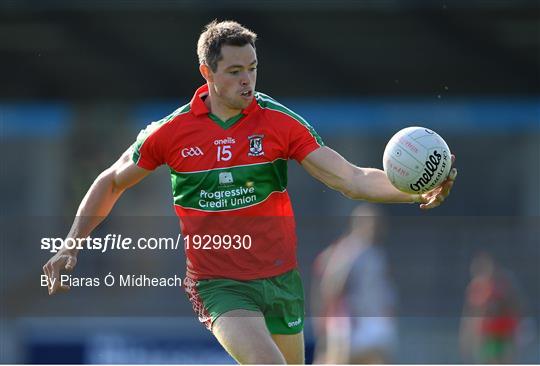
[383,127,452,194]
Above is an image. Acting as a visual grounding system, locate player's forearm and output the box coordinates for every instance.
[302,148,419,203]
[65,169,126,252]
[345,167,419,203]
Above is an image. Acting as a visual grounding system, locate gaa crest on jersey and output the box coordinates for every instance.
[248,134,264,157]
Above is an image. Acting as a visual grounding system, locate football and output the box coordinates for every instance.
[383,127,452,194]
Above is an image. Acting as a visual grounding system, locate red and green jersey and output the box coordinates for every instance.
[132,84,324,280]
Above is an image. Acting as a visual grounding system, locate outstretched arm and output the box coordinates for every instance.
[42,147,152,295]
[301,146,456,208]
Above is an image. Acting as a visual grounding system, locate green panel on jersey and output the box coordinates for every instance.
[170,159,288,211]
[255,93,324,146]
[132,103,191,164]
[208,112,244,129]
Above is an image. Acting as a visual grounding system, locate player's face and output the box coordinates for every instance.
[209,44,257,111]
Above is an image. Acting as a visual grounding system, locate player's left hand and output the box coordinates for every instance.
[417,154,457,209]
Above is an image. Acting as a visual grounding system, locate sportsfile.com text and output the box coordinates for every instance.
[41,234,252,253]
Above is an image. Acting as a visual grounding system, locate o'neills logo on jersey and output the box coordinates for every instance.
[214,137,236,145]
[181,147,204,158]
[248,134,264,157]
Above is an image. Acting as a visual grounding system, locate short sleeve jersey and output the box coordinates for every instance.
[132,84,324,280]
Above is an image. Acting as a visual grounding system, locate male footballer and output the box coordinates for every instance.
[43,20,457,364]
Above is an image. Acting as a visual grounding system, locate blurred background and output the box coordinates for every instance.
[1,0,539,363]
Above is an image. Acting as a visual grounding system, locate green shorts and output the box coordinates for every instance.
[184,269,304,334]
[479,337,513,362]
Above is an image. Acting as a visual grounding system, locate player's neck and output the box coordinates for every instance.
[204,93,242,121]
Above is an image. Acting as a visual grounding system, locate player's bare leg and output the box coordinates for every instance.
[271,332,305,364]
[213,309,286,364]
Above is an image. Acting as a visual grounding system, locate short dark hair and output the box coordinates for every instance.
[197,20,257,72]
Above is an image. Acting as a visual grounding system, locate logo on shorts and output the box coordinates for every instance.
[287,317,302,328]
[181,147,204,158]
[248,134,264,157]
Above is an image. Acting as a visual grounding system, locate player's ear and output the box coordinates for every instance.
[199,64,214,82]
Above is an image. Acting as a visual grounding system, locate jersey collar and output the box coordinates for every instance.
[190,84,259,117]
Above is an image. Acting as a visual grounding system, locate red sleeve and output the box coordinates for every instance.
[131,121,168,170]
[287,117,324,163]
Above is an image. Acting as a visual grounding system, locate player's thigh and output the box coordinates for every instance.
[212,309,286,364]
[271,331,305,364]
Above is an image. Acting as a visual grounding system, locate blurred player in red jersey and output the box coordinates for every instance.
[43,20,457,364]
[460,251,522,363]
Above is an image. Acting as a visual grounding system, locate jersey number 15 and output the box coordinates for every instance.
[217,145,232,161]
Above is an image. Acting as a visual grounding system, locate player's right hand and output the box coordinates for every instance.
[42,249,78,295]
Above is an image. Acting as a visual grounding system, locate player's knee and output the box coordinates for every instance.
[228,342,286,364]
[242,350,286,364]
